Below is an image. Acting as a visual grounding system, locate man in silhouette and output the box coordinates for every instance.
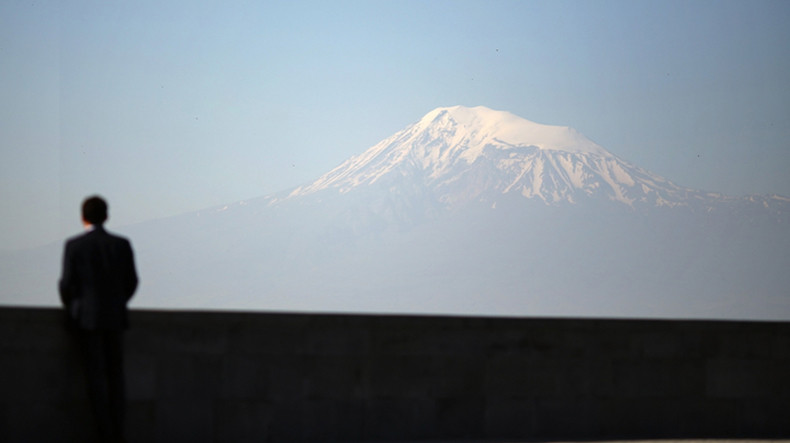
[59,196,138,443]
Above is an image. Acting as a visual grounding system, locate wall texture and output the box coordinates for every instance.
[1,307,788,442]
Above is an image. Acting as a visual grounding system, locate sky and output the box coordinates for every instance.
[1,0,789,251]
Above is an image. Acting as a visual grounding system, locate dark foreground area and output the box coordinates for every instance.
[1,307,788,442]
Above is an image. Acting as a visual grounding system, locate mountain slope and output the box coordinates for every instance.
[2,106,788,320]
[286,106,785,214]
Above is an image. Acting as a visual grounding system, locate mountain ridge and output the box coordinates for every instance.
[284,106,788,215]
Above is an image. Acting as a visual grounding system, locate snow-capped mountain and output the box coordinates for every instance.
[285,106,785,213]
[3,106,788,320]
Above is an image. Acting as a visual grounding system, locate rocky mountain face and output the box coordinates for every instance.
[285,106,788,214]
[3,106,788,320]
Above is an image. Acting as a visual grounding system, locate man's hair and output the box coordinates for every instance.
[82,196,108,225]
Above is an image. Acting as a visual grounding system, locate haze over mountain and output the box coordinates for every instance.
[3,106,789,320]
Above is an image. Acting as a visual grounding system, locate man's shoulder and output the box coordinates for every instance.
[65,228,132,248]
[97,228,133,245]
[64,231,89,247]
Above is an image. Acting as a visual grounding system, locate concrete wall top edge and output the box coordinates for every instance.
[2,305,789,328]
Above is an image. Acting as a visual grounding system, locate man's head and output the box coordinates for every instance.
[82,196,108,226]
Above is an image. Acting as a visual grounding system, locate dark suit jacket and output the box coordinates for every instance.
[59,226,138,331]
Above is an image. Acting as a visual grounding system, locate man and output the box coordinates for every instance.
[59,196,138,443]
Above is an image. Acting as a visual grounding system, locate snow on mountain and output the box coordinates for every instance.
[285,106,734,210]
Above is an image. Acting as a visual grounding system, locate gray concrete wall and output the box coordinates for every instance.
[1,307,788,442]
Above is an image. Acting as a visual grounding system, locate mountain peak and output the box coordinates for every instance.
[287,106,712,208]
[417,105,608,155]
[288,105,621,201]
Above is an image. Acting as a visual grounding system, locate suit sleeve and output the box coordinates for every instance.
[125,240,139,301]
[58,241,76,307]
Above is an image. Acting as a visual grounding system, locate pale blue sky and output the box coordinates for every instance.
[2,0,789,250]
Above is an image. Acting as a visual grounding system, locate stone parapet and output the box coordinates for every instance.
[1,307,788,442]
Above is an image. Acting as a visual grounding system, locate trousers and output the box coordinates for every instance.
[79,330,126,442]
